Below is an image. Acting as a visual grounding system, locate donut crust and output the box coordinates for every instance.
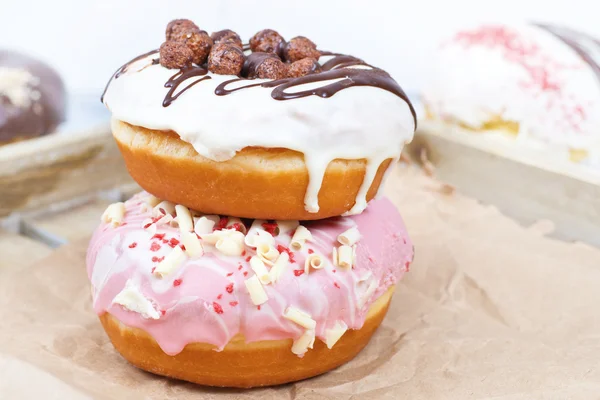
[100,286,394,388]
[112,119,393,220]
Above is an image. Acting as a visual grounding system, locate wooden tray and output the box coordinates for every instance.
[408,120,600,247]
[0,95,134,218]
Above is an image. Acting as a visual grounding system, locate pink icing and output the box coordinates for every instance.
[86,193,413,356]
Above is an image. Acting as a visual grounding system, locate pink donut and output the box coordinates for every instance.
[86,192,413,387]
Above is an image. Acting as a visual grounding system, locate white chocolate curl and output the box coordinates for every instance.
[155,213,173,226]
[332,247,339,267]
[245,221,275,248]
[304,254,323,274]
[290,225,312,251]
[338,227,361,246]
[269,252,289,283]
[154,246,187,278]
[324,321,348,349]
[337,245,353,269]
[244,275,268,305]
[194,215,218,235]
[101,202,126,227]
[181,231,203,258]
[200,228,239,245]
[145,194,161,208]
[283,307,317,330]
[175,204,193,233]
[215,234,245,257]
[225,217,247,234]
[153,200,175,217]
[142,218,157,235]
[276,220,299,236]
[291,330,315,355]
[250,256,271,285]
[112,280,160,320]
[257,242,279,266]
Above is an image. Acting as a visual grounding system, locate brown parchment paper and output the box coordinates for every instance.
[1,166,600,400]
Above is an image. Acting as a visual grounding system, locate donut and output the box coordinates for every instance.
[102,35,416,220]
[112,120,393,220]
[87,192,414,387]
[0,50,66,143]
[422,23,600,170]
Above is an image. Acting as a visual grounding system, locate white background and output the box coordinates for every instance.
[1,0,599,96]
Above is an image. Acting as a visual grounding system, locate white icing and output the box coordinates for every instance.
[423,23,600,170]
[103,53,415,213]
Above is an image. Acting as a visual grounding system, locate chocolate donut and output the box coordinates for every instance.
[0,50,66,143]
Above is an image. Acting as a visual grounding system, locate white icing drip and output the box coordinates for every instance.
[103,53,415,214]
[375,156,399,200]
[343,155,388,216]
[303,153,329,213]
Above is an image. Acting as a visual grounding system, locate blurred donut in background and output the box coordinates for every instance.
[0,50,66,144]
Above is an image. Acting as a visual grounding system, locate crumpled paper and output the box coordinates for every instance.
[1,166,599,399]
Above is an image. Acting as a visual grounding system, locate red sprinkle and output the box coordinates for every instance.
[128,242,138,249]
[226,272,234,277]
[151,267,156,274]
[150,242,161,252]
[213,302,224,314]
[293,269,305,277]
[238,265,243,271]
[152,233,166,240]
[405,261,410,272]
[151,216,161,223]
[308,248,314,254]
[180,244,186,251]
[217,294,223,300]
[143,223,152,229]
[225,283,234,294]
[173,279,182,287]
[214,217,228,231]
[242,250,246,256]
[257,305,261,310]
[161,310,166,316]
[231,223,244,232]
[261,221,278,235]
[229,301,239,307]
[334,282,341,289]
[162,238,169,244]
[245,256,252,262]
[168,238,180,248]
[243,271,248,277]
[277,245,296,263]
[333,269,337,273]
[152,256,165,263]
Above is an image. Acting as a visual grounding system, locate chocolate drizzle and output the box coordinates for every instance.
[536,23,600,81]
[102,48,417,128]
[163,65,211,107]
[101,49,159,102]
[215,54,417,127]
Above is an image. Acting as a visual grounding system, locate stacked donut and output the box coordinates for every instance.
[89,19,416,388]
